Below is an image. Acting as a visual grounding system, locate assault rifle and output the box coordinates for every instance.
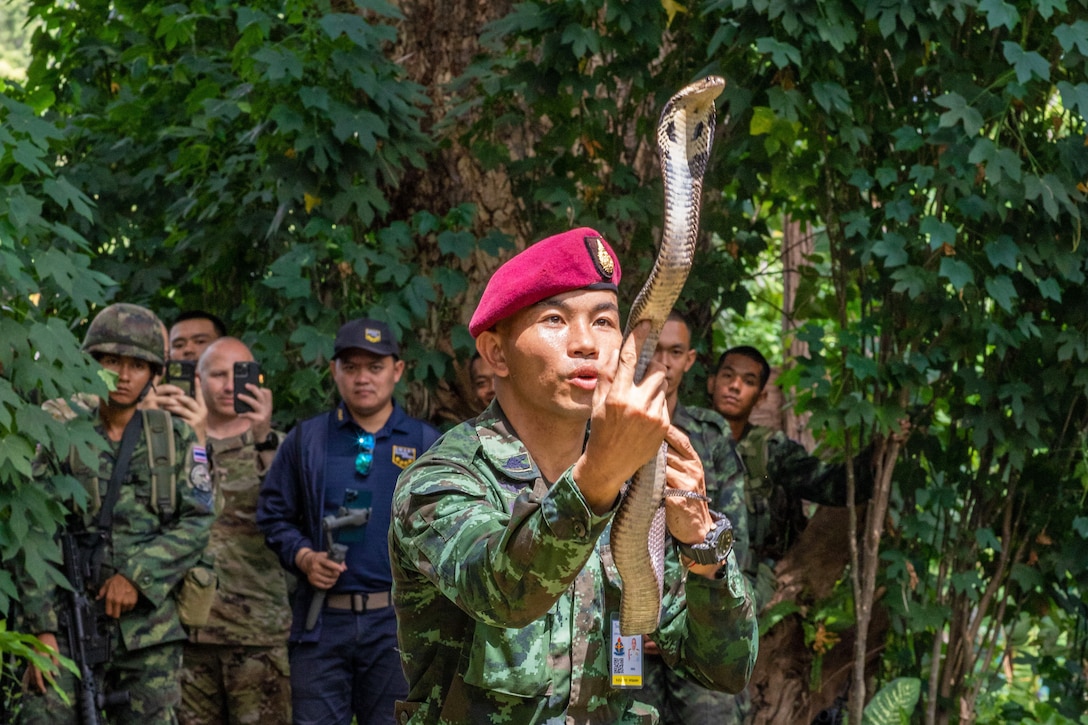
[303,506,372,630]
[59,531,129,724]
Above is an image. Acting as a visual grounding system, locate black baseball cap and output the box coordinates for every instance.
[332,318,400,359]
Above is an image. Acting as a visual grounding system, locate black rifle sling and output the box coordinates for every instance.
[93,412,145,531]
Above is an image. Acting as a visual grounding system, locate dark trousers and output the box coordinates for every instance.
[288,605,406,725]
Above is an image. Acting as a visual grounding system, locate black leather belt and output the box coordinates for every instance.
[324,591,391,612]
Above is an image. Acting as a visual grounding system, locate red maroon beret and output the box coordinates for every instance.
[469,227,622,337]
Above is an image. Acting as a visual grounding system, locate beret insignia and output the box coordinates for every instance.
[585,235,614,280]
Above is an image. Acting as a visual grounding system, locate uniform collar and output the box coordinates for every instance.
[474,401,542,482]
[334,399,409,437]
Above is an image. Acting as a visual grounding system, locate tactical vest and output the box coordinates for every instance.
[67,408,178,523]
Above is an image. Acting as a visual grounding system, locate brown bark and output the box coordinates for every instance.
[389,0,531,423]
[748,506,889,725]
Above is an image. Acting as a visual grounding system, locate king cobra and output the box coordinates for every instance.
[610,76,726,635]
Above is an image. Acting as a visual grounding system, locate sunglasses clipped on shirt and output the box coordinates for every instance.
[356,432,375,476]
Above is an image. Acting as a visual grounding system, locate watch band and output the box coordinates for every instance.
[254,431,280,452]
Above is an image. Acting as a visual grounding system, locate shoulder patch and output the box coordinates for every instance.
[392,446,418,470]
[503,454,533,473]
[189,462,213,492]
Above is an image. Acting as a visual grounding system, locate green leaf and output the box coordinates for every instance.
[755,37,801,68]
[432,267,467,298]
[920,216,956,250]
[1010,562,1044,590]
[252,46,303,81]
[402,276,437,318]
[1057,81,1088,119]
[863,677,921,725]
[559,23,600,57]
[939,257,973,290]
[984,236,1019,270]
[871,233,908,267]
[0,434,35,478]
[1023,174,1067,220]
[758,600,801,637]
[437,230,476,259]
[299,86,330,111]
[1053,21,1088,55]
[935,93,983,136]
[1036,277,1061,302]
[984,275,1018,312]
[811,81,851,115]
[289,325,332,364]
[967,139,1022,184]
[5,186,45,232]
[42,177,96,220]
[450,325,475,356]
[1073,517,1088,539]
[1001,42,1050,84]
[749,106,776,136]
[328,105,387,152]
[979,0,1019,31]
[235,6,272,35]
[890,266,929,299]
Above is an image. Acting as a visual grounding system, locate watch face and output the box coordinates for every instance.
[706,517,733,561]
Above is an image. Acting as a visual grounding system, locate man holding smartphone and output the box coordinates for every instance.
[169,310,227,362]
[179,337,292,725]
[258,318,440,725]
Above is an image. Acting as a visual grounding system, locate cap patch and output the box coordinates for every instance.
[585,236,614,280]
[364,328,383,343]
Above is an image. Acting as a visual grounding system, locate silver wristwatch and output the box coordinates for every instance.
[676,512,734,565]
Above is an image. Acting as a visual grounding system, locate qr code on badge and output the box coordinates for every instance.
[613,657,625,673]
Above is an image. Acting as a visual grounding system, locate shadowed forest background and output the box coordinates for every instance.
[2,0,1087,722]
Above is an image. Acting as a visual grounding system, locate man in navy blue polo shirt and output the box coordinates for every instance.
[258,318,440,725]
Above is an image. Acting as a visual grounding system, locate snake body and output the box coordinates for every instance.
[610,76,725,635]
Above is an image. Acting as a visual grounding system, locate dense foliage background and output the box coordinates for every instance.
[2,0,1087,722]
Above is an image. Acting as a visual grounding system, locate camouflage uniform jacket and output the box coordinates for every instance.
[22,404,215,651]
[189,429,291,646]
[672,404,750,574]
[737,424,875,573]
[389,403,758,724]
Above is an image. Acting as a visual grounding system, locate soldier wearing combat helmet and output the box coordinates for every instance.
[18,303,215,725]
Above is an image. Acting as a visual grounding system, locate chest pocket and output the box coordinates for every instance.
[462,614,553,697]
[65,410,177,523]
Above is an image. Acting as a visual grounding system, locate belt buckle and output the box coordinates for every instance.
[351,593,368,612]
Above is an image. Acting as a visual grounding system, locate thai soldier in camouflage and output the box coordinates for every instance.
[708,346,877,610]
[169,310,227,362]
[389,229,758,724]
[18,303,215,725]
[180,338,292,725]
[636,313,750,725]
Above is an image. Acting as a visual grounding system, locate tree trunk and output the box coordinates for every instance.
[390,0,529,423]
[747,507,889,724]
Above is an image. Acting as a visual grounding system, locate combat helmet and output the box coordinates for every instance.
[82,303,166,374]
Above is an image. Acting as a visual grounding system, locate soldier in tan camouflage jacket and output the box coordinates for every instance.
[179,337,292,725]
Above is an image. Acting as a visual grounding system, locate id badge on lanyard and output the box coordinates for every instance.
[609,613,643,688]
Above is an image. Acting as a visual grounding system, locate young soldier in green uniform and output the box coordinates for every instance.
[19,303,215,724]
[180,337,292,725]
[708,346,879,610]
[637,312,750,725]
[390,229,757,724]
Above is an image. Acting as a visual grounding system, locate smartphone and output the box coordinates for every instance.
[165,360,196,397]
[233,362,263,414]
